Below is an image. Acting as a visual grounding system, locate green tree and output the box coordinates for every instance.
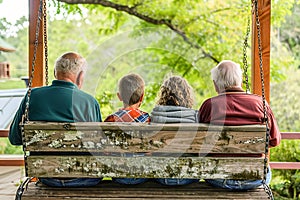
[51,0,296,115]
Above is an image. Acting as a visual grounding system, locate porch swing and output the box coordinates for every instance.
[16,0,274,199]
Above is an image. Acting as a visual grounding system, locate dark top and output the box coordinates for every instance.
[9,80,102,145]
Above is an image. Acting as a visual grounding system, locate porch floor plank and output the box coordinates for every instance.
[0,166,25,200]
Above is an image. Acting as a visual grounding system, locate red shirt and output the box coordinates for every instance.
[198,89,281,147]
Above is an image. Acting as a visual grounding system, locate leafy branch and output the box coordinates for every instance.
[57,0,219,63]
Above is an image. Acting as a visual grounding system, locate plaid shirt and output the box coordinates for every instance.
[104,107,150,123]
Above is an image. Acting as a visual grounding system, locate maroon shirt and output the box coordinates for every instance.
[198,88,281,147]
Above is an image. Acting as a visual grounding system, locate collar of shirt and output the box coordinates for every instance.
[121,107,142,112]
[219,87,245,95]
[52,80,78,89]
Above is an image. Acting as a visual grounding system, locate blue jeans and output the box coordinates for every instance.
[205,166,272,190]
[156,178,199,186]
[39,178,102,187]
[113,178,148,185]
[112,153,148,185]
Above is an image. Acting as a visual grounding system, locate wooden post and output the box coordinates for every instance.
[29,0,45,87]
[251,0,271,103]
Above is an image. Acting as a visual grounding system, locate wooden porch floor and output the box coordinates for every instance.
[0,167,270,200]
[0,166,25,200]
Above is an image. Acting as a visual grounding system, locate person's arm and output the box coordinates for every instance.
[198,99,211,123]
[94,101,102,122]
[267,105,281,147]
[104,115,115,122]
[9,96,27,145]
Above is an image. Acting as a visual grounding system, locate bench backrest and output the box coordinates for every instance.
[22,122,267,180]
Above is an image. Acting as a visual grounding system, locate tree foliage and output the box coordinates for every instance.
[52,0,256,116]
[0,0,297,115]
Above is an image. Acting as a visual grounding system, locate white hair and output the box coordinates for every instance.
[55,52,87,75]
[211,60,243,90]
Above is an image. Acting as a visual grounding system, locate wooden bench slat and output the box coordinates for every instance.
[23,122,266,154]
[21,181,269,200]
[23,122,267,132]
[27,156,264,179]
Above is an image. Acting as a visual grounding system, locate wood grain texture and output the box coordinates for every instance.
[26,156,265,179]
[23,122,267,154]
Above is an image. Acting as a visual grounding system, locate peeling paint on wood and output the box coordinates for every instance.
[23,122,266,154]
[27,156,265,179]
[22,122,267,181]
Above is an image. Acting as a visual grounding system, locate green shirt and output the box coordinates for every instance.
[9,80,102,145]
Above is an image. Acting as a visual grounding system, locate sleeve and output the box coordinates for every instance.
[8,95,27,145]
[94,101,102,122]
[104,115,115,122]
[267,105,281,147]
[146,115,151,123]
[198,99,212,123]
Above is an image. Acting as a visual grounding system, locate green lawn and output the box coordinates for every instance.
[0,78,26,90]
[0,138,23,154]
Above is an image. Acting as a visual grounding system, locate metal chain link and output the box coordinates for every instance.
[22,0,44,178]
[253,0,274,199]
[43,0,49,85]
[242,17,251,93]
[23,0,44,122]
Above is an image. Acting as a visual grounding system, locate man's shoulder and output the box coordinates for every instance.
[31,85,49,92]
[229,93,263,102]
[75,90,98,102]
[211,92,262,100]
[200,93,263,107]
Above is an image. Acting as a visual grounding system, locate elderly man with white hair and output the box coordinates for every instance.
[9,52,102,187]
[198,60,281,190]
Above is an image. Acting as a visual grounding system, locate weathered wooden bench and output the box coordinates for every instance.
[16,122,271,199]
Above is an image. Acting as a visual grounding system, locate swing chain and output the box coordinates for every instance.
[43,0,49,86]
[242,16,251,93]
[24,0,44,122]
[22,0,44,179]
[253,0,274,199]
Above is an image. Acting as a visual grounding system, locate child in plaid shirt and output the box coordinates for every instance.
[104,73,150,184]
[104,73,150,123]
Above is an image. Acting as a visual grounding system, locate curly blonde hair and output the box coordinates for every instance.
[157,75,194,108]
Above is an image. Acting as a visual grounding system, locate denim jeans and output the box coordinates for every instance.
[156,178,199,186]
[112,153,149,185]
[39,178,102,187]
[205,166,272,190]
[113,178,148,185]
